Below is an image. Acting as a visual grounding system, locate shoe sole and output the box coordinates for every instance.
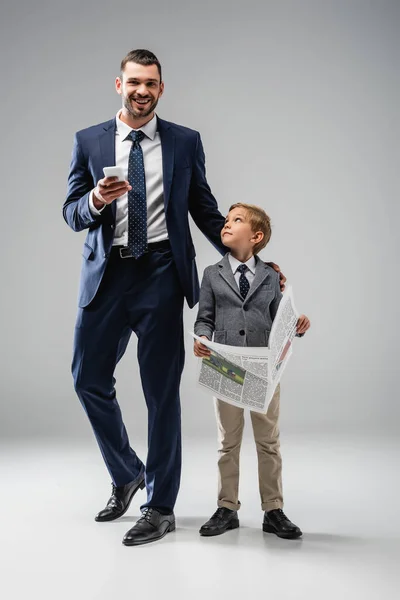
[122,521,176,546]
[262,524,302,539]
[95,478,146,522]
[199,519,240,537]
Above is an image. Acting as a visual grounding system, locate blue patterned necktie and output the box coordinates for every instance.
[127,130,147,258]
[237,264,250,299]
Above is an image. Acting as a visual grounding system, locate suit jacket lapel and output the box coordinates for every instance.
[99,119,117,220]
[217,253,243,301]
[244,256,271,303]
[218,254,272,305]
[157,116,175,213]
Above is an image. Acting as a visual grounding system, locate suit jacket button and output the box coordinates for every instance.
[110,225,114,229]
[103,252,109,258]
[239,330,245,336]
[243,305,249,311]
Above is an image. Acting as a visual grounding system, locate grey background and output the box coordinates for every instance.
[0,0,398,442]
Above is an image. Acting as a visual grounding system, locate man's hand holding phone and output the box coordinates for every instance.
[92,167,132,210]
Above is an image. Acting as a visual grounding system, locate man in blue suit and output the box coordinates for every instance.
[63,49,285,546]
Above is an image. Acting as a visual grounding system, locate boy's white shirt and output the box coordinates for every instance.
[228,253,256,288]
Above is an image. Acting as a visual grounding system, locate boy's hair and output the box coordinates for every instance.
[120,49,162,82]
[229,203,271,255]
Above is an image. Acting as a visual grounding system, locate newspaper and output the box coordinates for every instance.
[190,285,299,413]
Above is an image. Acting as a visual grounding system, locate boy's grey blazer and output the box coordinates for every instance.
[194,253,282,347]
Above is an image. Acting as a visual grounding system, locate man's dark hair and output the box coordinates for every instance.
[120,49,162,82]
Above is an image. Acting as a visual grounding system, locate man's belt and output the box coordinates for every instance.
[112,239,171,259]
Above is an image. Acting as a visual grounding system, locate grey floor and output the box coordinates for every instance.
[1,434,398,600]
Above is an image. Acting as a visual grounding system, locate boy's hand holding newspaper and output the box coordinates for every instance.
[296,314,311,335]
[194,336,212,358]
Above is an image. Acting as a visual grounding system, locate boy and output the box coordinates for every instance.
[193,203,310,539]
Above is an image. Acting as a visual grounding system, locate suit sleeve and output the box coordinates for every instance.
[193,268,216,340]
[62,133,102,232]
[188,133,227,256]
[269,270,283,322]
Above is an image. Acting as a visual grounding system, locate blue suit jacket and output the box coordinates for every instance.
[63,116,227,308]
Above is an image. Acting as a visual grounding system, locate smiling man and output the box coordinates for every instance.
[63,49,286,547]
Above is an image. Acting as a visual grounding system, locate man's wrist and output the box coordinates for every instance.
[93,192,107,210]
[89,190,107,215]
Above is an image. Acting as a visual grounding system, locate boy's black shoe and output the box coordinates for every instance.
[199,507,239,536]
[263,509,302,539]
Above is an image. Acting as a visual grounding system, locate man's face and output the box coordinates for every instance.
[221,207,257,250]
[116,62,164,119]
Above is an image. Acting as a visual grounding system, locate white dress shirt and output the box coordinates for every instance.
[228,253,256,289]
[89,111,168,245]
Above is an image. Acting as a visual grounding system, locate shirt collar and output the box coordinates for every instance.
[228,253,257,275]
[115,110,157,141]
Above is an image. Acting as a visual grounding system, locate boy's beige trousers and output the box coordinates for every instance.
[214,384,283,512]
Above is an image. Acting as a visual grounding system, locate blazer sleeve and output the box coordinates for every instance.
[188,133,227,256]
[193,268,216,340]
[269,270,283,322]
[62,132,102,232]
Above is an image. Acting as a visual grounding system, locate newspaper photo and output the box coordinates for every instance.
[190,285,299,413]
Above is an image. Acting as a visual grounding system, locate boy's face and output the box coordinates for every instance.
[221,207,261,252]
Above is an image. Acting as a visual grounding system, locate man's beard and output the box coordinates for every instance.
[123,94,159,119]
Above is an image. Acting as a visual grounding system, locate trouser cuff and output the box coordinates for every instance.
[218,500,241,511]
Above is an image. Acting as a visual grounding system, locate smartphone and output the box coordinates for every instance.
[103,166,126,182]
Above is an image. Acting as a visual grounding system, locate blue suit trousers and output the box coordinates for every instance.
[72,244,184,513]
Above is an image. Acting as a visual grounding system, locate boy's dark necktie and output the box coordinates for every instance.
[127,130,147,258]
[237,264,250,299]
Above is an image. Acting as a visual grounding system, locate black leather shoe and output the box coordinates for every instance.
[122,508,175,546]
[95,474,145,522]
[199,507,239,536]
[262,509,302,539]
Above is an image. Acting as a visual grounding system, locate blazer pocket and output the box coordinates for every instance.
[213,330,227,344]
[246,329,270,347]
[82,242,94,260]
